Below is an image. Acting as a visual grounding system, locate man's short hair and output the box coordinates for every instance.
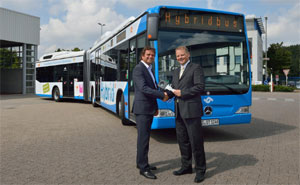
[175,46,189,54]
[140,46,156,60]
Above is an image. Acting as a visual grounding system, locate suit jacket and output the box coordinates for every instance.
[171,62,205,119]
[132,62,165,115]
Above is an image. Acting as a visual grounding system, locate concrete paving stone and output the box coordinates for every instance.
[1,93,299,184]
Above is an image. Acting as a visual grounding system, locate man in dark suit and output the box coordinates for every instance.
[132,46,168,180]
[168,46,206,183]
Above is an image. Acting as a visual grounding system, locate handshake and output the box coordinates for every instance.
[163,92,169,102]
[162,84,181,102]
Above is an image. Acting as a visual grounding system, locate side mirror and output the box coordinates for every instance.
[147,13,159,41]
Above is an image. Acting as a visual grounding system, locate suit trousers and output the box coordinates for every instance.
[136,114,153,171]
[176,104,206,174]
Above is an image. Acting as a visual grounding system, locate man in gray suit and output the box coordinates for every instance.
[132,46,168,180]
[169,46,206,183]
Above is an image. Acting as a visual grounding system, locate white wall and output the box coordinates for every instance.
[248,30,263,84]
[0,7,40,45]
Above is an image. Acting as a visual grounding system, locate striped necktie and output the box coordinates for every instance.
[148,66,157,88]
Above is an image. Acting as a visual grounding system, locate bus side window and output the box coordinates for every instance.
[117,41,129,81]
[137,33,146,64]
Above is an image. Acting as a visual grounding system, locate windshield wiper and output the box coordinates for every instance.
[205,82,246,94]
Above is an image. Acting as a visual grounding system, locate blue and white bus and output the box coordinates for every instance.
[87,6,252,128]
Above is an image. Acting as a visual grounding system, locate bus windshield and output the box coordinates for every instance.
[157,30,250,95]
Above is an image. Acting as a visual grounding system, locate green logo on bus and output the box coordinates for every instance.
[43,83,50,93]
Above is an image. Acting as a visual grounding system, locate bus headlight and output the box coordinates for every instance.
[155,109,175,117]
[235,106,250,114]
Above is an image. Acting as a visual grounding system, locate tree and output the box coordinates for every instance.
[284,45,300,77]
[72,47,81,51]
[0,48,21,69]
[54,47,82,52]
[55,48,63,52]
[267,42,292,76]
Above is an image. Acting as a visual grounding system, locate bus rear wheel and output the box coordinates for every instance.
[53,87,61,102]
[117,94,130,125]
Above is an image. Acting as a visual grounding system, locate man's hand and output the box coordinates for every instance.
[163,92,169,102]
[173,89,181,97]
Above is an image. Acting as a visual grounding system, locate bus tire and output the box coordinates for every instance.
[91,88,98,107]
[117,94,131,125]
[53,87,61,102]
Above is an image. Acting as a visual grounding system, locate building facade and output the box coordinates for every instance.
[246,17,265,85]
[0,7,40,94]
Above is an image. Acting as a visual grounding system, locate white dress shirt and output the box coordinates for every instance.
[141,60,157,88]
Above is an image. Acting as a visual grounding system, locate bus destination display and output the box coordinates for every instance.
[160,8,244,33]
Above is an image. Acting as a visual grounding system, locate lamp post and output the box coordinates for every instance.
[98,23,106,38]
[264,17,268,81]
[264,17,273,92]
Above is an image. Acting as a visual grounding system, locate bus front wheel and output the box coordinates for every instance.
[53,87,61,102]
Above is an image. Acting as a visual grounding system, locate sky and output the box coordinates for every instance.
[1,0,299,58]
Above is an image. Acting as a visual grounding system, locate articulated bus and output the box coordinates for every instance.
[36,51,89,101]
[87,6,252,128]
[36,6,252,129]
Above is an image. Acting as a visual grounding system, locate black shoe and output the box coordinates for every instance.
[137,165,157,170]
[173,167,193,176]
[194,173,205,183]
[148,166,157,170]
[140,170,157,179]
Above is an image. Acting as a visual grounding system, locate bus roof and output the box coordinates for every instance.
[38,50,85,62]
[146,5,244,16]
[91,16,136,52]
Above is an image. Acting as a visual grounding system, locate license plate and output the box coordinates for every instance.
[201,119,219,126]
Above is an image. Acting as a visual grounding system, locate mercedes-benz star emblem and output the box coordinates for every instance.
[204,106,213,115]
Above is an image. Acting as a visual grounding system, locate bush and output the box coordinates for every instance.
[252,85,270,91]
[274,85,295,92]
[252,85,295,92]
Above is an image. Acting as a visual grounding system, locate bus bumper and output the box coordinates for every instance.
[36,94,53,98]
[151,113,251,129]
[202,113,252,126]
[151,117,176,129]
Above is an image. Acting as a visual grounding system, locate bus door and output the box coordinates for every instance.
[62,65,74,97]
[128,39,136,120]
[128,34,146,121]
[95,60,101,104]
